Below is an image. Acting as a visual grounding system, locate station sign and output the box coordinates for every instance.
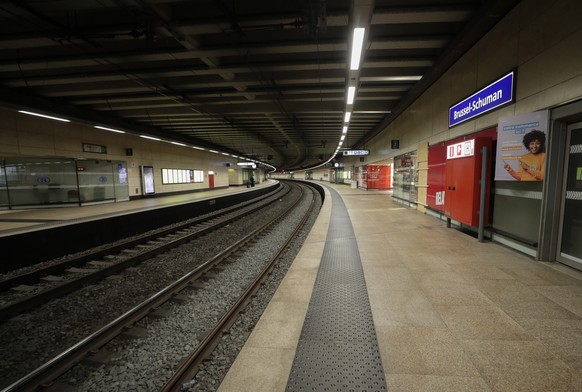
[342,149,370,156]
[83,143,107,154]
[449,71,515,127]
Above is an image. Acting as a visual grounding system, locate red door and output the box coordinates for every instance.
[208,173,215,189]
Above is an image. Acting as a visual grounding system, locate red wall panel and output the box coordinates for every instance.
[366,165,391,189]
[427,143,447,211]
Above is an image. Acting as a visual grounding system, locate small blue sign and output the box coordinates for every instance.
[449,71,514,127]
[342,150,370,156]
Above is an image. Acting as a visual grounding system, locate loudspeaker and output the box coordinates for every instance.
[126,148,133,156]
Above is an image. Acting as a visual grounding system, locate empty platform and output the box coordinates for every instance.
[219,182,582,392]
[0,181,277,273]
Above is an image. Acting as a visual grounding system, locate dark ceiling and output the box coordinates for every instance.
[0,0,519,171]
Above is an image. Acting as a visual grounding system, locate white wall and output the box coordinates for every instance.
[348,0,582,165]
[0,107,231,196]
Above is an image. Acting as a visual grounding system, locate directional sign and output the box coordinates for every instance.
[342,150,370,156]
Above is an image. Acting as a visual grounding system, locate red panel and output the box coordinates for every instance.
[427,143,447,211]
[429,126,496,220]
[366,165,391,189]
[444,137,492,226]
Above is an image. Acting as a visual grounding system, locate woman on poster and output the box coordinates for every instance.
[503,129,546,181]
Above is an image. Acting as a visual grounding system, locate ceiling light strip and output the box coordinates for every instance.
[95,125,125,134]
[140,135,161,141]
[18,110,70,123]
[347,86,356,104]
[350,28,366,70]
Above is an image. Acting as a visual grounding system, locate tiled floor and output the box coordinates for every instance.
[219,182,582,392]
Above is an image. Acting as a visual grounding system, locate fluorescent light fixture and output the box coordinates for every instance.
[18,110,70,122]
[170,141,186,146]
[372,76,423,81]
[140,135,161,141]
[340,135,345,141]
[221,152,230,156]
[209,150,219,153]
[237,162,256,168]
[342,126,348,134]
[95,125,125,134]
[192,146,205,150]
[339,140,344,146]
[350,28,366,70]
[344,112,351,122]
[347,86,356,104]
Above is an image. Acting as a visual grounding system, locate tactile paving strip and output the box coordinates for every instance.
[286,188,387,391]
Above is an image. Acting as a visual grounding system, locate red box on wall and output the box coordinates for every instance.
[444,137,492,226]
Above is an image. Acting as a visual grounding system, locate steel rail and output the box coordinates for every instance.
[161,183,318,391]
[0,183,308,392]
[0,185,290,321]
[0,185,283,292]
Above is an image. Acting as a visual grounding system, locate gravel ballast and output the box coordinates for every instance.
[0,183,321,392]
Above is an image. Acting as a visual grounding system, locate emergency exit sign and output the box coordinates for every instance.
[447,140,474,159]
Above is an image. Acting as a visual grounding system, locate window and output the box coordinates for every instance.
[161,168,204,184]
[193,170,204,182]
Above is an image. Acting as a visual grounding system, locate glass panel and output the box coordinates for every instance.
[77,160,116,203]
[4,157,77,206]
[492,181,542,244]
[0,159,8,209]
[393,152,418,203]
[560,127,582,263]
[113,161,130,202]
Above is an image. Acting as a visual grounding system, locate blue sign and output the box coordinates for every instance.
[342,150,369,156]
[449,71,514,127]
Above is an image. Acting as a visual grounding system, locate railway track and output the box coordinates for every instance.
[0,183,289,321]
[161,182,318,391]
[0,181,320,392]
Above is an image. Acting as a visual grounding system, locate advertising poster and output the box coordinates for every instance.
[142,165,155,194]
[118,163,127,184]
[495,110,549,181]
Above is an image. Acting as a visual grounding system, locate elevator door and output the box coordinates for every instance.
[558,123,582,269]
